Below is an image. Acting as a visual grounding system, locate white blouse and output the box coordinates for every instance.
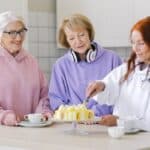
[94,63,150,131]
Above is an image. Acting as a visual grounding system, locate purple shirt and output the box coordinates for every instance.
[48,42,122,116]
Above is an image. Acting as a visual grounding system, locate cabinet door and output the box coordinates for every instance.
[57,0,133,47]
[133,0,150,22]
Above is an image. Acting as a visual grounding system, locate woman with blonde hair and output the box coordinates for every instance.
[49,14,122,116]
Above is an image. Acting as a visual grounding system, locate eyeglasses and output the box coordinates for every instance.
[3,28,28,39]
[131,41,145,48]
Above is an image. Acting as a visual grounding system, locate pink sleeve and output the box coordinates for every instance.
[0,107,14,124]
[35,69,53,114]
[0,107,5,124]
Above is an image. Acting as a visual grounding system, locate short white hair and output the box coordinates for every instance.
[0,11,25,36]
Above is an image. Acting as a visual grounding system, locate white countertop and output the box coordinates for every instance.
[0,123,149,150]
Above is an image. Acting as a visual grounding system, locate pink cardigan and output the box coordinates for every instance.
[0,46,51,121]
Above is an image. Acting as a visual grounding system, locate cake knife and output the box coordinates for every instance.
[83,96,90,105]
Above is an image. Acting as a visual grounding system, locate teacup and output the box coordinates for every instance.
[24,113,46,124]
[108,126,125,139]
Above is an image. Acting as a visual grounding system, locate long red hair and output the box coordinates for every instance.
[123,16,150,81]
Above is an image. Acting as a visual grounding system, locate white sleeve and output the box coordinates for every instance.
[93,64,126,105]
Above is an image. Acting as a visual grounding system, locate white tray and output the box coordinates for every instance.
[18,120,53,127]
[125,128,140,134]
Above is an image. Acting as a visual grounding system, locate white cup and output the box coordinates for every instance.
[108,126,125,139]
[24,113,46,124]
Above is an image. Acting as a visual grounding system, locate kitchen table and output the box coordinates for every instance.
[0,122,149,150]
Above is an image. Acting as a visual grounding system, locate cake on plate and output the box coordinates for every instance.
[54,104,94,121]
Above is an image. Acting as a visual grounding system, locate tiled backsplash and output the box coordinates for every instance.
[28,11,131,81]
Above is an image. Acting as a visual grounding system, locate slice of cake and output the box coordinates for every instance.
[54,104,94,121]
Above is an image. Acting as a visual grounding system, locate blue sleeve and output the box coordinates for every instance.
[48,63,68,111]
[112,53,122,68]
[85,53,120,116]
[86,99,113,116]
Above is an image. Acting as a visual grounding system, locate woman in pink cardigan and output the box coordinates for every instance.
[0,11,52,126]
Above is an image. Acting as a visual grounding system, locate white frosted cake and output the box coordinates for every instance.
[54,104,94,121]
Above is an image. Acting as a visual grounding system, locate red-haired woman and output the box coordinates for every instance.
[86,16,150,132]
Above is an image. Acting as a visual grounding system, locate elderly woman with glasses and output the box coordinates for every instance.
[0,11,52,126]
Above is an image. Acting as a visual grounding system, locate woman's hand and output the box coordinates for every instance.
[99,115,118,126]
[42,111,54,120]
[2,111,20,126]
[86,81,105,98]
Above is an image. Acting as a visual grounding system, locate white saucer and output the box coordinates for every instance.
[18,120,53,127]
[125,128,140,134]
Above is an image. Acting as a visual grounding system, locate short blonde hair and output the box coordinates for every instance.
[58,14,95,48]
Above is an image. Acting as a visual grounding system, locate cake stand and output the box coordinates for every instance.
[64,120,89,135]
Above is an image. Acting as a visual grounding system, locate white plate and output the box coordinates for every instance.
[125,128,140,134]
[18,120,53,127]
[52,116,101,124]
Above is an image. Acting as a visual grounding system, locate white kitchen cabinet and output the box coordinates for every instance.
[57,0,150,47]
[133,0,150,22]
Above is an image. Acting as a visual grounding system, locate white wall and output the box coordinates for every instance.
[0,0,28,20]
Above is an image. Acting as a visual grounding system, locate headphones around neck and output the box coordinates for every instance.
[70,44,97,63]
